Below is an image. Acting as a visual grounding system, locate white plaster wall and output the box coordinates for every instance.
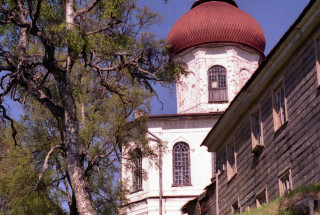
[176,45,262,114]
[122,44,262,215]
[123,117,217,214]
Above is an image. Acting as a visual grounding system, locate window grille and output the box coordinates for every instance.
[132,148,142,192]
[208,66,228,102]
[212,152,217,177]
[173,142,191,186]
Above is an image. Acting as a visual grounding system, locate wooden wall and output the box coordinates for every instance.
[211,28,320,215]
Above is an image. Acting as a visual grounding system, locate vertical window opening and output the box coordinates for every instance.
[208,66,228,102]
[279,168,292,196]
[173,142,191,186]
[315,34,320,87]
[132,148,142,192]
[251,107,264,154]
[231,199,240,214]
[272,81,287,131]
[212,152,216,177]
[256,188,268,207]
[227,140,237,180]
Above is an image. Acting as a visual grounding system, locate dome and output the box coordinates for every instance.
[167,0,266,55]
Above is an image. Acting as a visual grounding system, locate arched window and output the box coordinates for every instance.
[173,142,191,186]
[132,148,142,192]
[208,66,228,102]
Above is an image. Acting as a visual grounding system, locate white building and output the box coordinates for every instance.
[122,0,266,214]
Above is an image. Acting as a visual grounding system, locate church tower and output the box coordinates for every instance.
[168,0,265,114]
[122,1,266,214]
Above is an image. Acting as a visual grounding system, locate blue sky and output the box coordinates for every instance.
[140,0,310,115]
[5,0,310,118]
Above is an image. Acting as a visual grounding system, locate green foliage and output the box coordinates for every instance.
[0,0,186,213]
[0,126,66,214]
[236,182,320,215]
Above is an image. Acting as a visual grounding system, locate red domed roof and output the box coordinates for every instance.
[167,0,266,55]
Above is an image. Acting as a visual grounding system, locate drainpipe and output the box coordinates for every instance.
[147,131,163,215]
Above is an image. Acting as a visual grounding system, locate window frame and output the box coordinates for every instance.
[132,148,143,193]
[208,65,228,103]
[272,78,288,132]
[231,198,240,214]
[211,152,217,178]
[217,154,225,176]
[256,186,268,208]
[250,105,264,154]
[278,167,292,196]
[172,142,191,186]
[315,31,320,87]
[226,139,237,181]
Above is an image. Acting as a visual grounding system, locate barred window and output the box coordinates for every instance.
[132,148,142,192]
[208,66,228,102]
[212,152,217,177]
[173,142,191,186]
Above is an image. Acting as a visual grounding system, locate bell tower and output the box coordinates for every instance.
[122,1,266,215]
[167,0,266,114]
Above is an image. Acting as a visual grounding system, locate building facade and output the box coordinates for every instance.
[122,0,267,214]
[182,0,320,214]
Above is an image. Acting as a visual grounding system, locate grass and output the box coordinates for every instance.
[235,182,320,215]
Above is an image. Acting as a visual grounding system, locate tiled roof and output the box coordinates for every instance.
[167,0,266,55]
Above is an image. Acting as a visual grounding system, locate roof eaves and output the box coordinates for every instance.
[201,0,319,150]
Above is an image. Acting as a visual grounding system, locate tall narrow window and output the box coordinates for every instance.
[231,199,240,214]
[251,107,264,153]
[173,142,191,186]
[315,34,320,87]
[208,66,228,102]
[212,152,217,177]
[279,168,292,196]
[256,188,268,207]
[272,81,287,131]
[226,140,237,180]
[132,148,142,192]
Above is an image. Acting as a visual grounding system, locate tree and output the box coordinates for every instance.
[0,125,67,215]
[0,0,185,214]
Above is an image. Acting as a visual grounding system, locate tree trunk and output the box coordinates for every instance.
[58,72,96,215]
[57,1,97,214]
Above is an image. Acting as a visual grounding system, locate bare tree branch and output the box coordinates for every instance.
[0,105,18,146]
[74,0,100,18]
[33,144,62,192]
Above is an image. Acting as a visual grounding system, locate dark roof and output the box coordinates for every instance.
[167,0,266,55]
[192,0,238,8]
[148,112,223,120]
